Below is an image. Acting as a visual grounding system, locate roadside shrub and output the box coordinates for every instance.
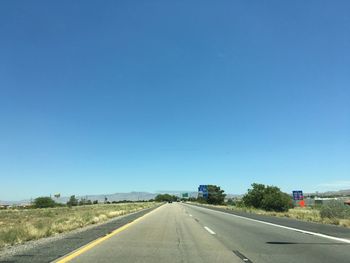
[320,200,350,219]
[33,197,57,208]
[67,195,79,207]
[235,200,246,208]
[242,183,293,212]
[226,198,235,206]
[261,187,293,212]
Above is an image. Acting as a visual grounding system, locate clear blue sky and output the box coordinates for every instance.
[1,1,349,200]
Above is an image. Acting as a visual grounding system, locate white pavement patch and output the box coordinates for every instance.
[190,205,350,244]
[204,226,216,235]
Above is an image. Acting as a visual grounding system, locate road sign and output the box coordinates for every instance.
[198,185,209,199]
[292,190,304,200]
[182,193,189,198]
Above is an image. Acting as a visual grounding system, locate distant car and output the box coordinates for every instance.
[168,201,172,203]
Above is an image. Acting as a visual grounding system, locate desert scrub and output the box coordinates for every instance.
[224,204,350,226]
[319,200,350,219]
[0,202,157,249]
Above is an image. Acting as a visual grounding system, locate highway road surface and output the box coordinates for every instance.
[54,203,350,263]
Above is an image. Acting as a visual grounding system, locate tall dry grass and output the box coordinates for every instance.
[0,202,157,248]
[224,205,350,227]
[194,202,350,228]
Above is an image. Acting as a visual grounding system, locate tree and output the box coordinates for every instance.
[242,183,265,209]
[206,185,226,205]
[34,197,57,208]
[93,200,98,204]
[67,195,79,207]
[242,183,293,212]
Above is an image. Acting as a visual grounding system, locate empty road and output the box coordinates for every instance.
[55,203,350,263]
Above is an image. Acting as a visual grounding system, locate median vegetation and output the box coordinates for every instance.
[0,202,157,249]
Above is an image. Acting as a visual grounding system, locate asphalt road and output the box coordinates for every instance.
[65,203,241,263]
[57,203,350,263]
[183,203,350,263]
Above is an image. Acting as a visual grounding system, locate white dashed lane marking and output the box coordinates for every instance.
[204,226,216,235]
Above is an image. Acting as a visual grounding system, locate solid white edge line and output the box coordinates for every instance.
[204,226,216,235]
[188,205,350,244]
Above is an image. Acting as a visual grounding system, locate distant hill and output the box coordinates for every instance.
[306,189,350,197]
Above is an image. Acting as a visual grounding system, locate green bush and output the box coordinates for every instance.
[320,200,350,219]
[67,195,79,207]
[33,197,57,208]
[261,187,293,212]
[242,183,293,212]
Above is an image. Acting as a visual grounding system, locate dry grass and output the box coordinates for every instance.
[223,205,350,227]
[0,202,157,249]
[194,203,350,228]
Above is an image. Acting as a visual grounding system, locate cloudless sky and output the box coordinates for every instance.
[1,1,349,200]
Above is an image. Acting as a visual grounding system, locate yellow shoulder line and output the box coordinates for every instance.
[54,205,163,263]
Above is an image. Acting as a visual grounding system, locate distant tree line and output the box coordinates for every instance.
[153,185,227,205]
[31,195,154,208]
[155,194,178,202]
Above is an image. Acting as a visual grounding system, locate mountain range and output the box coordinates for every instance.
[2,189,349,205]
